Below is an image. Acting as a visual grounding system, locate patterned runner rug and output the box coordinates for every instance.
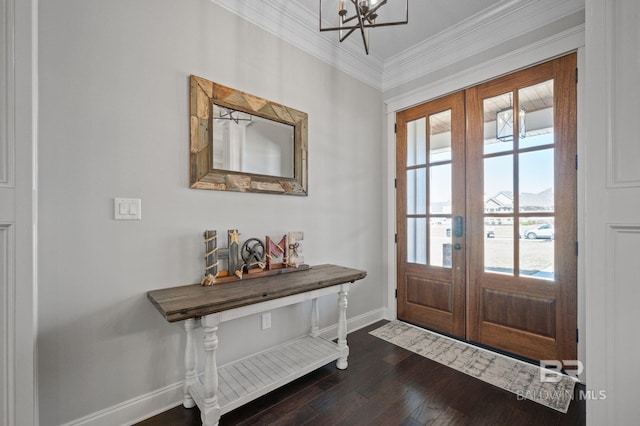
[369,321,576,413]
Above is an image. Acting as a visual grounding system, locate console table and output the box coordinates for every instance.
[147,264,367,426]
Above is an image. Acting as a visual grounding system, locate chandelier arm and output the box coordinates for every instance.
[319,0,407,54]
[341,14,359,25]
[339,27,358,42]
[361,20,408,28]
[354,2,370,55]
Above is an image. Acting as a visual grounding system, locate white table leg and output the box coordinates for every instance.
[310,298,319,337]
[183,318,197,408]
[336,284,349,370]
[201,314,221,426]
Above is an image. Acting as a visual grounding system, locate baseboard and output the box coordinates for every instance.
[61,381,184,426]
[62,307,385,426]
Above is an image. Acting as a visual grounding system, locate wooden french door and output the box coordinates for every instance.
[397,54,577,362]
[396,91,467,338]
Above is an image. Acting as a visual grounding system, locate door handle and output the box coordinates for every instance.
[453,216,464,238]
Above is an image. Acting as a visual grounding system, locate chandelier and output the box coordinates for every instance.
[319,0,409,55]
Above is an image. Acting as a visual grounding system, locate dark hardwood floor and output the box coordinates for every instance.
[136,321,585,425]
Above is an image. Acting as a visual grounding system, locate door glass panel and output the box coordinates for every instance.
[430,110,452,163]
[519,217,555,280]
[484,93,514,154]
[484,155,513,214]
[519,149,554,213]
[484,218,514,275]
[407,218,427,265]
[518,80,554,150]
[429,164,452,214]
[406,168,427,215]
[429,218,452,268]
[406,117,427,166]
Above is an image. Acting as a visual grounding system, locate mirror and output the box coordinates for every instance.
[190,75,308,195]
[212,104,295,178]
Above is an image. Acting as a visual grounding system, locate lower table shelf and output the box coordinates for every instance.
[210,335,340,414]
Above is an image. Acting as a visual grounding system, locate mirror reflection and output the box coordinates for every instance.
[212,104,295,178]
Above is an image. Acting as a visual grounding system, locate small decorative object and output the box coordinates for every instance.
[202,230,218,286]
[241,238,266,272]
[227,229,242,278]
[201,229,309,285]
[201,229,243,285]
[288,232,304,267]
[265,235,288,270]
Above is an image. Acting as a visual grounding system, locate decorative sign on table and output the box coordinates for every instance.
[201,229,306,286]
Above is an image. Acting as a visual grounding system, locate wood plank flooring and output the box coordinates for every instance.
[135,321,585,425]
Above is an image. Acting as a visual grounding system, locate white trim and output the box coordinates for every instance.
[0,0,15,188]
[384,24,585,113]
[583,1,610,423]
[382,0,584,91]
[8,0,38,423]
[576,45,587,385]
[1,2,15,425]
[1,224,15,426]
[385,111,397,322]
[605,0,640,189]
[60,382,185,426]
[61,308,385,426]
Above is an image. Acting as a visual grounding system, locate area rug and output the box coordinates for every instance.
[369,321,577,413]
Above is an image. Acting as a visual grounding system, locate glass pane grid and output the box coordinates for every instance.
[519,217,555,280]
[482,80,557,281]
[430,110,452,163]
[518,79,554,150]
[484,218,514,275]
[406,168,427,215]
[483,93,514,154]
[429,217,452,269]
[406,117,427,167]
[407,217,427,265]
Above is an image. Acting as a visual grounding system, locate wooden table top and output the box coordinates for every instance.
[147,264,367,322]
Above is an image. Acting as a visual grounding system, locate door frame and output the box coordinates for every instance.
[383,38,585,373]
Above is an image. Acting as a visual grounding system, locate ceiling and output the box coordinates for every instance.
[210,0,585,91]
[299,0,502,62]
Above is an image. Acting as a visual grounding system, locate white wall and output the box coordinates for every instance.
[37,0,384,424]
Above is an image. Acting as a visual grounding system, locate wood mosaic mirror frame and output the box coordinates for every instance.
[190,75,308,196]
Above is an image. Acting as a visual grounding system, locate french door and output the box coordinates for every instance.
[396,91,466,338]
[396,54,577,362]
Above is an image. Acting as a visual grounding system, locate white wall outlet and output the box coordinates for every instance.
[261,312,271,330]
[114,198,142,220]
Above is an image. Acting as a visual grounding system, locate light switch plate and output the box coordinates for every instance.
[114,198,142,220]
[261,312,271,330]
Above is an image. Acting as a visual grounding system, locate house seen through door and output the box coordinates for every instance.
[396,54,577,362]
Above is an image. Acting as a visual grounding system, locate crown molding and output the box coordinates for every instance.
[384,23,585,113]
[209,0,384,90]
[382,0,585,91]
[209,0,585,93]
